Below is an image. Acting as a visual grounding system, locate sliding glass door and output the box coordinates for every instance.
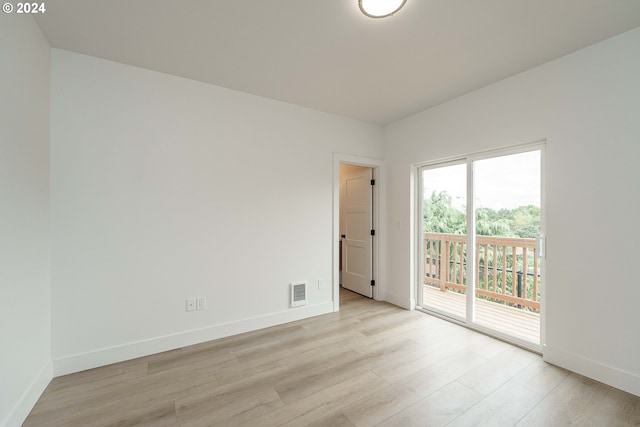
[418,147,543,348]
[419,162,468,321]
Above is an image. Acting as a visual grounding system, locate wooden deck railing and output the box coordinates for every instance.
[424,233,540,311]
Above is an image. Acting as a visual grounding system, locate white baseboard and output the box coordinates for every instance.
[384,291,413,310]
[1,361,52,427]
[53,302,333,376]
[544,345,640,397]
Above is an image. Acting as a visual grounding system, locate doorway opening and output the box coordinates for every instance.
[417,144,544,350]
[332,154,382,311]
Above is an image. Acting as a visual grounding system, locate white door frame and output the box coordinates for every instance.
[333,153,384,312]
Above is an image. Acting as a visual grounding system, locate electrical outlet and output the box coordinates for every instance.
[318,279,326,290]
[196,296,206,310]
[186,298,196,312]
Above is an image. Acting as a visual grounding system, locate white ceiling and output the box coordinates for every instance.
[35,0,640,125]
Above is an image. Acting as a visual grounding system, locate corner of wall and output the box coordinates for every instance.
[0,12,52,427]
[0,362,52,427]
[543,345,640,397]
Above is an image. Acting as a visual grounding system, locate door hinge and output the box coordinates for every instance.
[371,179,375,186]
[370,229,375,236]
[371,280,376,287]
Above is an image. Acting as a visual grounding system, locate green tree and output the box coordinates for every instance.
[423,191,466,234]
[512,205,540,238]
[476,208,513,236]
[423,191,540,237]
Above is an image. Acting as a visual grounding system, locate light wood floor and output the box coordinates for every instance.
[25,289,640,426]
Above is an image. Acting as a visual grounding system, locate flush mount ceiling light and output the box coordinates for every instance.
[359,0,407,18]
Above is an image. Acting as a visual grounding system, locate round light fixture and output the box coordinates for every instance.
[359,0,407,18]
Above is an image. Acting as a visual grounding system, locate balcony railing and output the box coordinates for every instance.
[424,233,540,312]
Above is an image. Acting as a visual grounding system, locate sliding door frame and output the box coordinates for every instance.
[414,141,546,353]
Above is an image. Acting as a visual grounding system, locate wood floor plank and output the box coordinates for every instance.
[147,346,238,375]
[231,326,362,365]
[306,412,356,427]
[262,370,389,427]
[516,373,614,426]
[215,339,354,387]
[341,347,490,426]
[25,361,217,425]
[25,395,178,427]
[40,359,148,393]
[376,381,483,427]
[176,386,284,426]
[456,345,539,396]
[342,382,421,427]
[587,386,640,426]
[446,380,543,427]
[272,349,368,404]
[511,358,570,396]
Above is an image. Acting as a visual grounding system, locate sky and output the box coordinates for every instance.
[422,150,541,210]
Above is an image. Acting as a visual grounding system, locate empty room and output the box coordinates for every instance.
[1,1,639,426]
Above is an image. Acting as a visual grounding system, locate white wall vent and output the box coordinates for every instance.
[291,282,307,307]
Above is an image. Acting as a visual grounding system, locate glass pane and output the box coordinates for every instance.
[421,163,467,320]
[473,151,541,343]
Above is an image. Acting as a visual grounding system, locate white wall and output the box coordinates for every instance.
[383,27,640,396]
[50,49,383,374]
[0,14,52,427]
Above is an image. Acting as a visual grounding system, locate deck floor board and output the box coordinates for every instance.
[422,285,540,344]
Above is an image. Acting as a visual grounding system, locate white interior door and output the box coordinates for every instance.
[342,167,373,298]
